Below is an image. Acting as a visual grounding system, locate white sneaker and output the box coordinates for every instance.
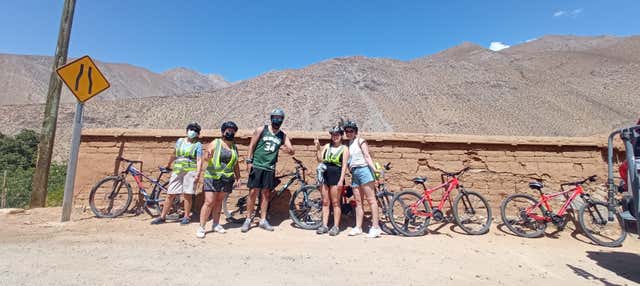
[196,226,206,238]
[213,224,226,234]
[348,227,363,236]
[366,227,382,238]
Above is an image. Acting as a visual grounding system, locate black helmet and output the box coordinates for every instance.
[221,121,238,133]
[342,120,358,133]
[270,108,285,118]
[186,122,201,134]
[328,126,344,135]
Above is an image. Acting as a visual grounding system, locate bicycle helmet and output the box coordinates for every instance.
[342,120,358,133]
[220,121,238,133]
[328,126,344,135]
[270,108,285,118]
[186,122,201,134]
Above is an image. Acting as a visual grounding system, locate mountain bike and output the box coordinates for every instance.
[89,157,180,218]
[223,157,322,229]
[389,167,492,236]
[500,175,626,247]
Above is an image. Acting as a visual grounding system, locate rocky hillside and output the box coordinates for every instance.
[0,54,230,105]
[1,35,638,160]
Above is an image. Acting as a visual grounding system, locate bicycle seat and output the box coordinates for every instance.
[528,181,544,190]
[412,177,427,184]
[159,167,172,174]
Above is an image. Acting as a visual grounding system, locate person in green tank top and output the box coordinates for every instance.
[196,121,241,238]
[242,108,294,232]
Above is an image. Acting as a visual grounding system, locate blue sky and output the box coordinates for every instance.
[0,1,638,82]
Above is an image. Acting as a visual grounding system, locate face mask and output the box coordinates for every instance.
[187,130,197,139]
[271,117,284,129]
[223,132,235,141]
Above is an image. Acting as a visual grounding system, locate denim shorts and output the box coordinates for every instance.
[350,166,375,187]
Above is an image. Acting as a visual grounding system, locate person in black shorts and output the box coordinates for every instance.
[242,108,295,232]
[196,121,240,238]
[314,126,350,236]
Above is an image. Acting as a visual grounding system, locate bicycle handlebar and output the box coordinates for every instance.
[441,166,471,177]
[560,175,597,187]
[292,157,307,171]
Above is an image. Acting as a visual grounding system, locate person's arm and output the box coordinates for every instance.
[166,140,178,168]
[202,141,215,171]
[360,139,376,173]
[281,133,295,155]
[195,144,204,181]
[246,127,262,170]
[234,160,241,188]
[338,147,350,186]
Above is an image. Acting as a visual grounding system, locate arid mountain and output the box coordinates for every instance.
[1,35,638,160]
[0,54,230,105]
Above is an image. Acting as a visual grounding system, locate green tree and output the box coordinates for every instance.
[1,129,67,208]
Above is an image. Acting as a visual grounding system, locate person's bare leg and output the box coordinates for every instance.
[183,194,193,219]
[362,182,379,230]
[321,185,331,227]
[353,187,364,229]
[245,188,259,220]
[160,194,176,219]
[260,188,271,221]
[212,192,226,225]
[330,186,341,228]
[199,192,214,228]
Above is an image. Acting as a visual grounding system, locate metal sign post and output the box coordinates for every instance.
[61,102,84,221]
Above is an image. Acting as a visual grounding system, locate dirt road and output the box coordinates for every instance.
[1,208,638,286]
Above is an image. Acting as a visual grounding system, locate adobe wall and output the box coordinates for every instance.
[73,128,620,212]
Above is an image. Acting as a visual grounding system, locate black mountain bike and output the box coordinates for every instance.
[223,157,322,229]
[89,157,180,218]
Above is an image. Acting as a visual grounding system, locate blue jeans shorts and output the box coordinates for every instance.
[350,166,375,187]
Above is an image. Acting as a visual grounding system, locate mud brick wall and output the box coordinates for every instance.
[74,129,620,212]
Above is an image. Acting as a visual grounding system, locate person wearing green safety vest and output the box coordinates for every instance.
[313,126,350,236]
[196,121,241,238]
[151,122,203,225]
[241,108,295,232]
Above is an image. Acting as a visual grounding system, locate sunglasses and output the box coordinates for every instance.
[344,129,355,134]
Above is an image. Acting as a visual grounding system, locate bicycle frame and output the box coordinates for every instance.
[121,161,169,200]
[526,185,584,222]
[412,177,459,218]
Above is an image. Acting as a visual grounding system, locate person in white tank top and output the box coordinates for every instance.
[342,120,382,238]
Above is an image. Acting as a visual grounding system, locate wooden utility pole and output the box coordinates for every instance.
[30,0,77,208]
[1,170,7,208]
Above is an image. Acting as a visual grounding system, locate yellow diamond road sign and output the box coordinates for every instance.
[56,55,110,102]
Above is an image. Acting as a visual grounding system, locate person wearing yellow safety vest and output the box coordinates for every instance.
[313,126,350,236]
[196,121,241,238]
[151,122,203,225]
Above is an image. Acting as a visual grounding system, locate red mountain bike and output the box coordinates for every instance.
[389,167,492,236]
[500,175,627,247]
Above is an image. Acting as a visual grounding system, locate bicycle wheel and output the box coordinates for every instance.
[376,191,398,235]
[143,181,170,217]
[389,190,430,237]
[500,194,547,238]
[89,176,133,218]
[223,192,253,223]
[578,201,627,247]
[452,190,492,235]
[289,185,323,230]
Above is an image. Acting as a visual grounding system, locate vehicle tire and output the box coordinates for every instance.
[452,190,492,235]
[388,190,430,237]
[578,201,627,247]
[289,185,323,230]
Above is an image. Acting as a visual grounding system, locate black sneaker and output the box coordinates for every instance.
[180,216,191,225]
[150,217,165,225]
